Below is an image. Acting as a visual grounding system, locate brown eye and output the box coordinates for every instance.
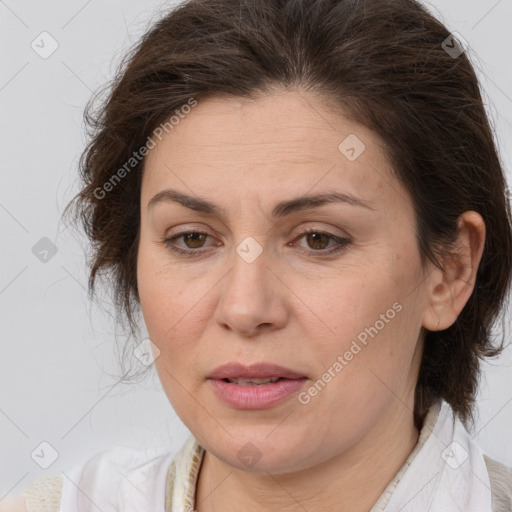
[182,232,208,249]
[160,230,215,257]
[305,232,331,250]
[293,228,352,256]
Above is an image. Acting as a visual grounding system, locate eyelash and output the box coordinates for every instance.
[159,228,351,258]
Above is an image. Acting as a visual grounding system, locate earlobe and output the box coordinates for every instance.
[422,211,486,332]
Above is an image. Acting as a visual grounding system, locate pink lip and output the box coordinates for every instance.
[208,377,308,409]
[207,362,308,409]
[208,362,307,380]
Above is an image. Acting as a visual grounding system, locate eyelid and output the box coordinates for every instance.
[293,223,350,238]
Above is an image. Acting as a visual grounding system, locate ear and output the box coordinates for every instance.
[422,211,486,331]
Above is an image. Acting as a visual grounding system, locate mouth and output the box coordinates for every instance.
[207,362,308,409]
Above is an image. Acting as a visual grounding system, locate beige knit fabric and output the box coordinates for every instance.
[164,455,177,512]
[22,473,64,512]
[484,454,512,512]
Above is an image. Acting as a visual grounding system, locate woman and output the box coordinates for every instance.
[7,0,512,510]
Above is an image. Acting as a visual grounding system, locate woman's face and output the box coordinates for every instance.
[137,90,436,473]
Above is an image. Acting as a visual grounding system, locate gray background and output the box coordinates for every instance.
[1,0,511,498]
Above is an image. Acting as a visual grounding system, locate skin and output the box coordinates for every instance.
[136,89,486,512]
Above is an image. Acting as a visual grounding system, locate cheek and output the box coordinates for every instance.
[137,249,207,416]
[306,262,400,343]
[308,250,422,387]
[137,242,218,371]
[137,244,188,346]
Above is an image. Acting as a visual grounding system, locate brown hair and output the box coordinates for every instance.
[65,0,512,430]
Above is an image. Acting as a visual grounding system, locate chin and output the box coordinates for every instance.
[200,429,323,475]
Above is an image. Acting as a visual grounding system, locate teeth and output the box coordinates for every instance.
[228,377,281,385]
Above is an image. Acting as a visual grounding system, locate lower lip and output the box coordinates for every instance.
[208,378,308,409]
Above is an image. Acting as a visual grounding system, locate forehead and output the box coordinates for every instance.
[141,90,402,212]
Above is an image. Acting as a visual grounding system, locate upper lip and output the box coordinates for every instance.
[208,362,307,380]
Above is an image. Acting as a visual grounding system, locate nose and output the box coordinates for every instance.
[214,242,289,338]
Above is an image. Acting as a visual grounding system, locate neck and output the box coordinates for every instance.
[194,403,420,512]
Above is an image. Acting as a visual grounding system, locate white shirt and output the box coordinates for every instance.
[21,399,511,512]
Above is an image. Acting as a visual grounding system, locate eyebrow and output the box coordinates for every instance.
[147,188,376,218]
